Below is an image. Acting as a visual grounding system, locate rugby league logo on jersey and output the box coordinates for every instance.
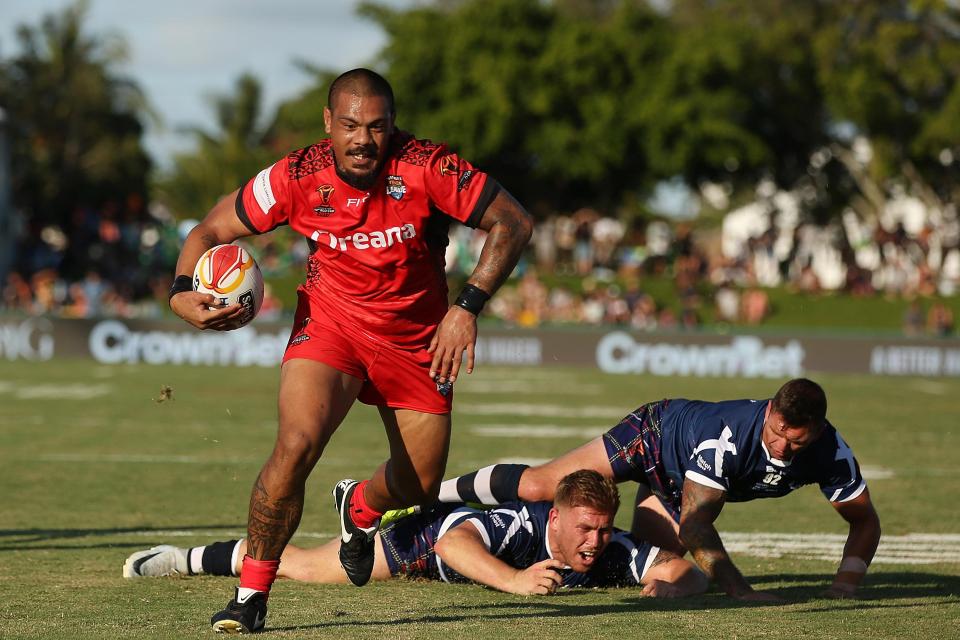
[438,154,459,176]
[314,184,335,216]
[386,175,407,200]
[436,379,453,397]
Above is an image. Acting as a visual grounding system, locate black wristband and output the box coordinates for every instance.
[168,274,194,301]
[454,284,490,316]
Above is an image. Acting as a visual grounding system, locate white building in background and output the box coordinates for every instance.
[720,173,959,295]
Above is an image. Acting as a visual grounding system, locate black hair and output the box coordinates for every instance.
[327,68,395,115]
[771,378,827,429]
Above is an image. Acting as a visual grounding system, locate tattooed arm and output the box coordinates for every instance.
[678,479,781,601]
[429,188,533,383]
[823,489,880,599]
[170,188,255,330]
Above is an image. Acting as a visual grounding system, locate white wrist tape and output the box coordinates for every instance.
[838,556,868,574]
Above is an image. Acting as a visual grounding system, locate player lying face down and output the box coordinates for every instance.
[125,471,707,598]
[434,378,881,602]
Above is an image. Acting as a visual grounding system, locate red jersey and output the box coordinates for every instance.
[236,131,499,348]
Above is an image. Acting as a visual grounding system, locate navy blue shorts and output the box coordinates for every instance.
[601,400,681,520]
[378,504,465,579]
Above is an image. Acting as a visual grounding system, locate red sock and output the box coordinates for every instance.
[239,555,280,594]
[349,480,383,529]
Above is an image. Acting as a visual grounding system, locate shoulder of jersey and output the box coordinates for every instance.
[285,139,334,181]
[393,130,445,167]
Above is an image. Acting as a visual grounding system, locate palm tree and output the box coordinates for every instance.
[0,0,152,230]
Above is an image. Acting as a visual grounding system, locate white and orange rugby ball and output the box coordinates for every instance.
[193,244,264,327]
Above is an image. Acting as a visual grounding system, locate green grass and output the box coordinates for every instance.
[1,361,959,638]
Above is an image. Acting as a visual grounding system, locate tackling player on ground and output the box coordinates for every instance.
[167,68,533,633]
[125,471,707,599]
[436,378,881,601]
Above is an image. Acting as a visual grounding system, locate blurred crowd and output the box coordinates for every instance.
[0,199,289,321]
[446,192,958,335]
[2,196,177,319]
[446,210,772,332]
[2,192,957,337]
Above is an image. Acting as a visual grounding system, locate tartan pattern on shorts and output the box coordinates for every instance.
[602,399,681,519]
[379,511,438,579]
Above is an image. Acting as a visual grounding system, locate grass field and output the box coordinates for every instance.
[2,360,959,639]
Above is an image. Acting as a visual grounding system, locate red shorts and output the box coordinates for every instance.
[282,290,452,414]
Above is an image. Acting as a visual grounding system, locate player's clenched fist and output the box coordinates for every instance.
[507,559,565,595]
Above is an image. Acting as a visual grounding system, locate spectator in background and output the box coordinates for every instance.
[714,285,740,323]
[547,286,579,323]
[680,305,700,330]
[2,272,33,313]
[533,216,557,273]
[658,307,677,330]
[30,269,61,315]
[796,262,822,294]
[604,285,631,325]
[593,216,625,274]
[554,215,577,275]
[902,300,924,337]
[927,302,954,337]
[516,270,549,327]
[572,208,598,276]
[742,288,770,325]
[630,293,658,331]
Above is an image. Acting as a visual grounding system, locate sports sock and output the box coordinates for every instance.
[238,555,280,596]
[437,463,529,504]
[193,539,241,577]
[349,480,383,530]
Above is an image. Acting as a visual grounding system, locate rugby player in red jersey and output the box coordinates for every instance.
[168,68,533,633]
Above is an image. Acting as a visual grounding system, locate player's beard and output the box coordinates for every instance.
[334,146,382,191]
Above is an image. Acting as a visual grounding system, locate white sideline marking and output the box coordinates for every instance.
[458,403,626,418]
[910,380,949,395]
[472,425,607,439]
[107,529,960,564]
[460,381,604,395]
[12,383,112,400]
[37,453,261,464]
[127,530,337,540]
[472,369,585,382]
[32,453,361,466]
[861,465,895,480]
[721,532,960,565]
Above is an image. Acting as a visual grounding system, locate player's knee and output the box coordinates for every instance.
[271,430,326,472]
[518,467,556,501]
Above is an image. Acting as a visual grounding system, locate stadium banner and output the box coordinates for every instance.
[3,315,960,378]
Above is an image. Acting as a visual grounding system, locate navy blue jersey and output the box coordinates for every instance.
[604,399,866,519]
[379,501,658,588]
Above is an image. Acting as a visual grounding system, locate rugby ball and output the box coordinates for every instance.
[193,244,264,327]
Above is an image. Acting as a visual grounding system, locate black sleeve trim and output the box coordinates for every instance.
[235,184,259,234]
[465,177,501,229]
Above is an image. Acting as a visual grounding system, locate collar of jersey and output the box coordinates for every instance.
[760,440,791,467]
